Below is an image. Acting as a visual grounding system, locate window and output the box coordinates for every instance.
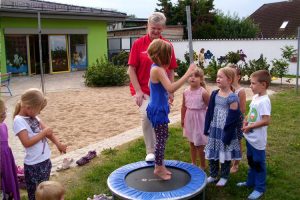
[280,21,289,29]
[70,35,87,70]
[5,35,28,74]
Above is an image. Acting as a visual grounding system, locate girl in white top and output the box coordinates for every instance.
[229,64,246,173]
[13,88,67,200]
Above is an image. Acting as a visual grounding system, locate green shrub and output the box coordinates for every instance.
[242,54,270,81]
[175,59,188,78]
[205,57,223,81]
[84,57,128,87]
[111,51,129,66]
[271,59,289,84]
[226,51,241,64]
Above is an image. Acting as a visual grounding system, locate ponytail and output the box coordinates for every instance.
[13,101,21,118]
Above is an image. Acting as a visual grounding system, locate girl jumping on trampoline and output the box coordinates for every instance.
[181,68,209,169]
[0,99,20,200]
[13,88,67,200]
[147,39,196,180]
[204,67,242,186]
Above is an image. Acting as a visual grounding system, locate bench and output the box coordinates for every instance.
[1,72,12,96]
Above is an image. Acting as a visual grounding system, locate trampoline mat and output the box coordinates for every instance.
[125,166,191,192]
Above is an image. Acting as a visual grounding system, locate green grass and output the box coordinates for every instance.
[33,89,300,200]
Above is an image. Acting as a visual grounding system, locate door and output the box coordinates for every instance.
[49,35,70,73]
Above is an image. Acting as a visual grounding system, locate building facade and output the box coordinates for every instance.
[0,0,126,75]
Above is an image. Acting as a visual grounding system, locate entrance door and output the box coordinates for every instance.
[29,35,50,75]
[49,35,69,73]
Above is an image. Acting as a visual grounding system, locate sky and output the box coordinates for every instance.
[46,0,285,18]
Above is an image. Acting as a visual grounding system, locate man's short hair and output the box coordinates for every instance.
[251,70,271,88]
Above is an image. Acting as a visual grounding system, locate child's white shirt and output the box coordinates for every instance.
[243,94,271,150]
[13,115,51,165]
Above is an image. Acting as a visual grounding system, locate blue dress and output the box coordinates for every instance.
[204,93,241,163]
[146,67,170,128]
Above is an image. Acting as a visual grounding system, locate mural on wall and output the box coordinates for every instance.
[5,36,28,74]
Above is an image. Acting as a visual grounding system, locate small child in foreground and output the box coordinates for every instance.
[35,181,65,200]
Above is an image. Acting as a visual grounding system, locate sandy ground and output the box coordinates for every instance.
[42,86,185,158]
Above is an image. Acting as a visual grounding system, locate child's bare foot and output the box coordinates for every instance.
[230,165,239,173]
[163,166,172,175]
[154,170,172,180]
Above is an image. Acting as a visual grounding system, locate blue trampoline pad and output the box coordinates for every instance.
[107,160,207,200]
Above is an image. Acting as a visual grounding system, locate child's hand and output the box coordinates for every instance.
[242,125,252,134]
[186,63,197,75]
[43,127,53,137]
[56,142,67,154]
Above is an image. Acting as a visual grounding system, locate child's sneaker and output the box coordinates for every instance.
[216,178,227,187]
[207,176,217,183]
[248,190,264,200]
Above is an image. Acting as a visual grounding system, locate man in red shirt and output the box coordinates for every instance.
[128,12,177,162]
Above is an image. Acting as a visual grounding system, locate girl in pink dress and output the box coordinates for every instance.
[181,69,210,169]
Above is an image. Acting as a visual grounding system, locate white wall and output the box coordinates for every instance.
[171,39,298,75]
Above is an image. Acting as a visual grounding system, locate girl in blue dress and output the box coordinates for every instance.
[204,67,242,186]
[146,39,196,180]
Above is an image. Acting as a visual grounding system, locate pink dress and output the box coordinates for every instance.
[183,87,207,146]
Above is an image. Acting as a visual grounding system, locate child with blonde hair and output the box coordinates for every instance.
[228,64,246,173]
[35,181,65,200]
[13,88,67,200]
[181,68,209,169]
[204,67,242,186]
[147,39,196,180]
[0,99,20,200]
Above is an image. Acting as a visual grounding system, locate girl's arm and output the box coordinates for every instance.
[238,89,247,115]
[40,120,67,154]
[153,64,196,93]
[17,128,51,148]
[202,88,210,107]
[181,94,186,127]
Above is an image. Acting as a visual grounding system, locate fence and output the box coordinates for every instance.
[171,38,298,75]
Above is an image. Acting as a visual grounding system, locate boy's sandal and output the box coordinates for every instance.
[76,156,90,166]
[85,150,97,160]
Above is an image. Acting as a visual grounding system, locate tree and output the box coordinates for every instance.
[155,0,259,39]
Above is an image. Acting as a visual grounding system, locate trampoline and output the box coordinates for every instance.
[107,160,207,200]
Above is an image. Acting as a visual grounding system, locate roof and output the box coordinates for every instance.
[249,0,300,38]
[0,0,127,22]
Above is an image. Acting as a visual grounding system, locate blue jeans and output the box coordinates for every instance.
[246,141,266,192]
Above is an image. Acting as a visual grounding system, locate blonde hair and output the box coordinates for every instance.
[0,99,5,114]
[218,67,236,85]
[147,39,172,66]
[13,88,47,118]
[35,181,65,200]
[227,63,242,83]
[194,68,207,89]
[251,70,271,88]
[148,12,166,26]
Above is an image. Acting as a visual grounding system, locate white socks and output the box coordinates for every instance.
[207,176,217,183]
[216,178,228,187]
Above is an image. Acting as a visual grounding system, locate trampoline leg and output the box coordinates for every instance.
[202,189,205,200]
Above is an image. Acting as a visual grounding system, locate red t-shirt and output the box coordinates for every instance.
[128,34,178,96]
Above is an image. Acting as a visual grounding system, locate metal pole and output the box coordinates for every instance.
[186,6,194,63]
[38,12,45,94]
[296,27,300,95]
